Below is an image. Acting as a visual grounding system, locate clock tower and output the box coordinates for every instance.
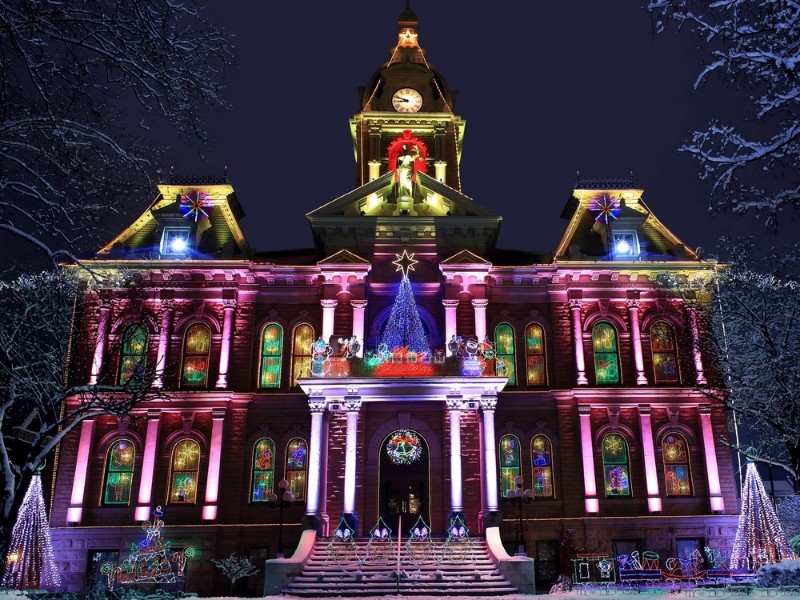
[351,2,464,193]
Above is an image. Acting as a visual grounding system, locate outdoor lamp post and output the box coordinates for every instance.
[267,479,295,558]
[505,475,533,555]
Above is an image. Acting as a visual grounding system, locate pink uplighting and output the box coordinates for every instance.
[585,498,599,513]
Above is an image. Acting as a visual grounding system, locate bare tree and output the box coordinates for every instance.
[0,0,233,264]
[647,1,800,228]
[0,270,165,560]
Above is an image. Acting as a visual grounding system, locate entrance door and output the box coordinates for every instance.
[379,430,429,531]
[535,540,560,592]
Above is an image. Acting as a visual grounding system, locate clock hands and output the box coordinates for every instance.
[396,96,409,103]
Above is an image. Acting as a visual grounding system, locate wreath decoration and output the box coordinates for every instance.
[386,429,423,465]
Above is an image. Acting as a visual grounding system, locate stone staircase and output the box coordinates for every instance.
[281,536,519,597]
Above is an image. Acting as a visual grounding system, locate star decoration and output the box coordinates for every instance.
[589,195,621,224]
[398,27,418,47]
[393,249,418,277]
[180,191,212,223]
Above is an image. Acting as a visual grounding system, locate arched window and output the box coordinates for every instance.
[662,433,693,496]
[495,323,516,385]
[181,323,211,387]
[651,321,679,384]
[251,437,276,502]
[531,434,555,498]
[118,323,148,385]
[168,438,200,504]
[259,323,283,388]
[102,439,135,505]
[290,323,313,387]
[499,434,521,498]
[285,437,308,501]
[593,322,620,384]
[525,323,547,386]
[602,433,631,496]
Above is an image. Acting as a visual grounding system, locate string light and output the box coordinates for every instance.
[379,269,430,356]
[1,474,61,590]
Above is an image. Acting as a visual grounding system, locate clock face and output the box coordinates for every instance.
[392,88,423,113]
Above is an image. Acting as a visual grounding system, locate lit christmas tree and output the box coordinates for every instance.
[1,473,61,590]
[380,250,430,355]
[730,460,792,570]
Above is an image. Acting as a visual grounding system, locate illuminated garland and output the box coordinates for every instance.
[386,430,423,465]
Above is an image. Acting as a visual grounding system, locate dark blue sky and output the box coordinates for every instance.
[169,2,772,256]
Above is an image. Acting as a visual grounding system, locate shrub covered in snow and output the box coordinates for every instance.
[756,558,800,587]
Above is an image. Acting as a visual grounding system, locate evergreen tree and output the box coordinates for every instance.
[380,275,430,355]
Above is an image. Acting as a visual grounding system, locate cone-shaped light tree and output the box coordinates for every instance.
[0,474,60,590]
[730,460,792,570]
[380,250,430,355]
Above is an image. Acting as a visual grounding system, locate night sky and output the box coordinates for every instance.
[167,2,771,257]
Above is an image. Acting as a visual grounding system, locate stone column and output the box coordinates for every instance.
[341,396,362,533]
[569,300,589,385]
[320,299,338,343]
[89,303,111,385]
[215,299,236,388]
[472,298,489,342]
[627,299,648,385]
[480,395,501,526]
[578,406,599,513]
[350,300,368,357]
[446,396,465,524]
[638,405,662,512]
[687,306,708,385]
[443,299,459,356]
[153,300,174,388]
[135,410,161,521]
[67,419,95,523]
[202,408,226,520]
[303,397,326,532]
[699,405,725,513]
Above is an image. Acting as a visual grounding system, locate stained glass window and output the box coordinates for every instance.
[593,322,620,384]
[662,433,692,496]
[602,433,631,497]
[118,324,148,385]
[385,430,423,465]
[285,437,307,501]
[495,323,516,386]
[181,323,211,387]
[651,321,679,384]
[291,323,313,387]
[169,438,200,504]
[251,437,276,502]
[102,439,135,505]
[531,434,554,498]
[499,434,521,498]
[259,323,283,388]
[525,323,546,386]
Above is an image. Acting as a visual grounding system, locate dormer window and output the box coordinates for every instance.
[161,227,191,256]
[612,231,639,258]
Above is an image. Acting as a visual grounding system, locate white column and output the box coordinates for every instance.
[89,304,111,385]
[578,406,599,513]
[687,306,708,385]
[305,398,327,520]
[320,299,338,343]
[472,299,489,342]
[447,397,464,516]
[135,410,161,521]
[350,300,367,357]
[153,301,174,388]
[480,395,500,514]
[443,299,459,356]
[638,405,662,512]
[67,419,95,523]
[203,408,226,520]
[342,396,362,516]
[627,299,648,385]
[700,405,725,513]
[570,300,589,385]
[215,299,236,388]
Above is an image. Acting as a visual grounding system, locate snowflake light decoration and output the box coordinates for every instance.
[386,429,422,465]
[589,195,620,223]
[180,191,213,223]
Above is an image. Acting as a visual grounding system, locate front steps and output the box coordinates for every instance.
[281,536,519,597]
